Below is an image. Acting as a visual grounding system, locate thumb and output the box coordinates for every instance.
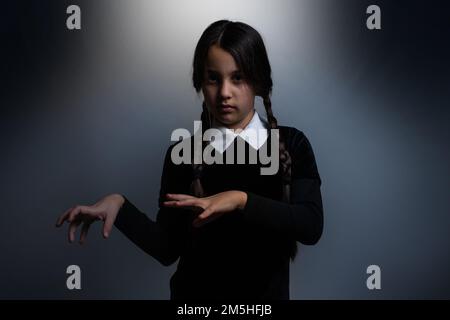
[102,214,114,239]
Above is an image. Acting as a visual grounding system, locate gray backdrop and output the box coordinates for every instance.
[1,0,449,299]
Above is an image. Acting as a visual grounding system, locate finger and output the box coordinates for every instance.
[68,205,97,223]
[79,222,91,244]
[192,208,215,228]
[166,198,202,208]
[102,214,114,239]
[163,200,195,207]
[164,201,203,214]
[68,219,82,243]
[56,207,73,227]
[166,194,196,200]
[163,201,204,213]
[198,206,219,220]
[162,200,179,207]
[165,194,196,201]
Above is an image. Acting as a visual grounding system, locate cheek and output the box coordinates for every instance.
[239,88,255,108]
[202,86,217,103]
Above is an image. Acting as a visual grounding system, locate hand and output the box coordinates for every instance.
[55,193,125,244]
[163,191,247,227]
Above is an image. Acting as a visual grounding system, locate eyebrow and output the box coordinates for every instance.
[206,69,242,75]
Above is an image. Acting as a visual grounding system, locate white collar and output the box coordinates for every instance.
[209,110,269,153]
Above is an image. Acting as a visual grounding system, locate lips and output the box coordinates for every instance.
[218,104,236,112]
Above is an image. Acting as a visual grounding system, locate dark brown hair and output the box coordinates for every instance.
[191,20,297,260]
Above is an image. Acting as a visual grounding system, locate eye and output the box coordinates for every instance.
[232,74,243,82]
[207,74,219,83]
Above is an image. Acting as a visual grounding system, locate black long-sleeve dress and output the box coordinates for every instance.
[114,126,323,300]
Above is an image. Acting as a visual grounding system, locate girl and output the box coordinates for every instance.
[56,20,323,300]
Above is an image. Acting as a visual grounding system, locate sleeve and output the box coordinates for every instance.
[114,144,190,266]
[241,130,324,245]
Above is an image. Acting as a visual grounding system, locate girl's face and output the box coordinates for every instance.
[202,44,256,130]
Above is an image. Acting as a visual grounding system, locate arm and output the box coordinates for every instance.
[163,131,323,245]
[114,145,189,266]
[241,131,323,245]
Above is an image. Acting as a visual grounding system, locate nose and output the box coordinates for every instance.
[219,80,232,101]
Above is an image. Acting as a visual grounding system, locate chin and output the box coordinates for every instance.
[215,114,236,125]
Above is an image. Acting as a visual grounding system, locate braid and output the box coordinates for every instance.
[189,101,210,197]
[263,96,297,260]
[263,96,292,201]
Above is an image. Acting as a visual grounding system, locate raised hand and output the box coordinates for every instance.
[163,191,247,227]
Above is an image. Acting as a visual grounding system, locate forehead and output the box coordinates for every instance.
[205,45,240,73]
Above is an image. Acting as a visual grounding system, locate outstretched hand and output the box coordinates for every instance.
[163,191,247,227]
[55,194,125,244]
